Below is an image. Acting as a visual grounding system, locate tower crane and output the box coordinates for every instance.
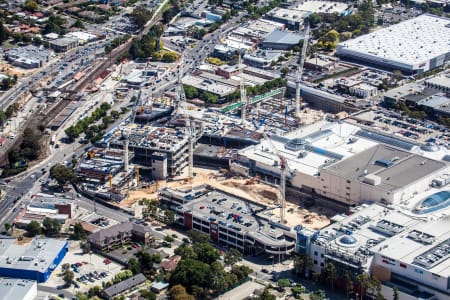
[239,53,248,124]
[175,54,194,180]
[295,24,310,119]
[262,132,290,225]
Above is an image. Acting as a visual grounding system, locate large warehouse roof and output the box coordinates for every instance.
[337,14,450,66]
[324,144,447,192]
[0,238,67,272]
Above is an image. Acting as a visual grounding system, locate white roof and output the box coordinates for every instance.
[337,14,450,66]
[66,31,96,42]
[239,121,377,176]
[290,1,350,14]
[376,218,450,277]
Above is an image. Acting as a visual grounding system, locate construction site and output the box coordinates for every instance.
[72,37,335,235]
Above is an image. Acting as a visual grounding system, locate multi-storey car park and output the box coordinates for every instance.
[159,186,296,257]
[336,14,450,75]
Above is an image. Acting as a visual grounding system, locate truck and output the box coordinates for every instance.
[50,134,56,145]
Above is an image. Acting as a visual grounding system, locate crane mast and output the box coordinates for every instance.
[262,132,288,225]
[295,24,310,119]
[176,55,194,180]
[239,53,247,124]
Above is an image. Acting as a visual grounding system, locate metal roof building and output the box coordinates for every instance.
[261,29,304,50]
[0,278,37,300]
[102,273,147,298]
[309,203,450,300]
[232,121,450,206]
[0,238,68,282]
[336,14,450,74]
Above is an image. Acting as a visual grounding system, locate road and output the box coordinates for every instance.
[37,285,74,299]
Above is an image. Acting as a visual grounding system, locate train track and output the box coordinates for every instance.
[0,7,164,166]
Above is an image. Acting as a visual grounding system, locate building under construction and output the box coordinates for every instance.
[75,147,131,183]
[104,124,202,179]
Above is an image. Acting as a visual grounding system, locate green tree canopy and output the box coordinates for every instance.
[183,85,199,99]
[169,285,195,300]
[63,269,74,286]
[42,217,61,236]
[72,223,87,240]
[50,164,77,187]
[26,220,42,237]
[169,258,210,291]
[24,0,38,12]
[130,6,153,28]
[224,248,242,266]
[193,242,220,264]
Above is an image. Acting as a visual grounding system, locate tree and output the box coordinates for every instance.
[256,288,276,300]
[169,258,210,291]
[344,270,354,299]
[224,248,242,266]
[280,67,289,78]
[163,209,176,225]
[209,261,228,292]
[61,263,70,271]
[128,257,142,275]
[356,272,370,300]
[131,6,153,28]
[72,19,85,29]
[0,22,9,44]
[63,269,74,286]
[80,241,91,254]
[307,13,322,26]
[110,110,120,119]
[183,85,199,99]
[188,230,209,244]
[193,242,220,264]
[75,292,89,300]
[169,285,194,300]
[162,51,178,62]
[393,286,399,300]
[72,223,87,240]
[20,128,42,161]
[43,217,61,236]
[368,276,383,300]
[174,244,197,260]
[4,223,11,233]
[26,220,42,237]
[230,265,252,281]
[43,15,67,35]
[140,289,156,300]
[325,262,337,288]
[310,290,326,300]
[50,164,77,188]
[292,285,306,298]
[0,111,6,127]
[24,0,38,12]
[164,235,174,243]
[278,278,290,288]
[293,254,312,277]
